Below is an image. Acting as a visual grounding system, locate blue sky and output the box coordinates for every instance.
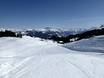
[0,0,104,29]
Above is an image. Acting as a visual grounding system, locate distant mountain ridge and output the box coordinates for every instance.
[0,25,104,44]
[54,25,104,43]
[24,27,85,39]
[0,27,85,39]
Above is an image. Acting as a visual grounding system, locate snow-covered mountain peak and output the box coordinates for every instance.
[0,28,6,32]
[100,25,104,28]
[89,25,104,30]
[32,27,63,32]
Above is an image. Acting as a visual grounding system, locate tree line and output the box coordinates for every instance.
[0,30,22,38]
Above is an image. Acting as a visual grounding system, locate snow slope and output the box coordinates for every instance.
[64,35,104,53]
[0,36,104,78]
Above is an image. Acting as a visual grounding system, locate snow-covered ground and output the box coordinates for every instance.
[0,36,104,78]
[64,35,104,53]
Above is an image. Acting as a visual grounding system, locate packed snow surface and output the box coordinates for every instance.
[0,36,104,78]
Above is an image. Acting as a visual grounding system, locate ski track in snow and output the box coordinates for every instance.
[0,36,104,78]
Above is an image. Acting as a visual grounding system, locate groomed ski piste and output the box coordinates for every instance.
[0,36,104,78]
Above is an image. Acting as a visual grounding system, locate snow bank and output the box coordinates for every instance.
[0,36,104,78]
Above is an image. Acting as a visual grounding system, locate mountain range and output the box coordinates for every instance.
[0,25,104,43]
